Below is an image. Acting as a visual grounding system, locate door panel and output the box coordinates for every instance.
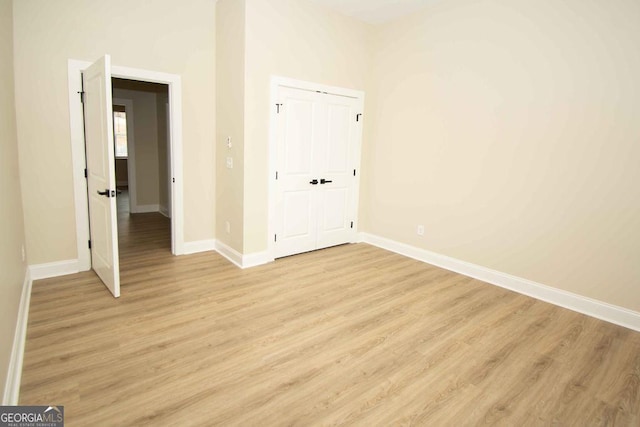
[320,188,348,231]
[317,180,351,249]
[316,94,358,249]
[278,190,316,256]
[275,88,322,258]
[84,55,120,297]
[284,98,315,175]
[283,191,314,238]
[325,103,351,173]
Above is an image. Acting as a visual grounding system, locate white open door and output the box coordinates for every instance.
[83,55,120,297]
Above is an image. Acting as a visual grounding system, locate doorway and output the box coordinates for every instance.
[68,58,185,284]
[112,78,172,262]
[112,78,171,219]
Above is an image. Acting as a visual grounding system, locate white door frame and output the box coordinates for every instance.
[68,59,185,271]
[164,101,172,218]
[268,76,364,261]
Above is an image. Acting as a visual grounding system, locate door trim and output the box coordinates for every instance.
[267,76,365,262]
[68,59,185,272]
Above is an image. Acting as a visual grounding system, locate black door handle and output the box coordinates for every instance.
[97,189,115,198]
[320,179,333,184]
[309,179,319,185]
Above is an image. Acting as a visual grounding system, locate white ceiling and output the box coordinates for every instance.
[308,0,442,25]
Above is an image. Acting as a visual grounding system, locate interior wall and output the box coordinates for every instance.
[13,0,216,264]
[243,0,373,253]
[113,87,160,208]
[363,0,640,311]
[115,159,128,186]
[216,0,246,252]
[156,90,169,217]
[0,0,27,399]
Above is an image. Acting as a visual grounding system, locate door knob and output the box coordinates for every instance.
[309,179,319,185]
[97,189,115,197]
[320,179,333,184]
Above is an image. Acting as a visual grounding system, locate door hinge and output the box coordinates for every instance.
[275,171,278,180]
[172,177,175,183]
[88,240,92,249]
[84,168,88,178]
[78,91,85,104]
[351,221,354,229]
[274,234,277,242]
[353,169,356,177]
[276,103,283,114]
[356,113,362,122]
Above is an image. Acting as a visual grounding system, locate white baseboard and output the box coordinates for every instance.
[214,240,243,268]
[131,204,160,214]
[29,259,80,281]
[182,239,216,255]
[242,250,272,269]
[359,232,640,332]
[159,206,170,218]
[3,269,32,405]
[214,240,272,269]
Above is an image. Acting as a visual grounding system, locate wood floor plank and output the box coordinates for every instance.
[19,190,640,425]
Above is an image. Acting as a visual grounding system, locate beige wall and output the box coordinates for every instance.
[362,0,640,311]
[115,159,128,185]
[113,87,160,207]
[156,90,169,216]
[216,0,246,252]
[243,0,372,253]
[0,0,27,399]
[13,0,216,264]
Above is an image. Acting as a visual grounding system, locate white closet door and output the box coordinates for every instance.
[274,88,322,258]
[316,94,359,250]
[275,86,361,259]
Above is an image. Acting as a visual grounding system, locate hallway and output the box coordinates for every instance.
[116,188,172,288]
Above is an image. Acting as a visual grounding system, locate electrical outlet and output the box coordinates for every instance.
[417,225,425,236]
[226,136,232,149]
[226,157,233,169]
[225,221,231,233]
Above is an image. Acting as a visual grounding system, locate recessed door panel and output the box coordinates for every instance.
[326,103,351,173]
[282,190,313,238]
[284,99,314,176]
[320,188,348,231]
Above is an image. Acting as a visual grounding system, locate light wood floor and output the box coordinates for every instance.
[20,195,640,426]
